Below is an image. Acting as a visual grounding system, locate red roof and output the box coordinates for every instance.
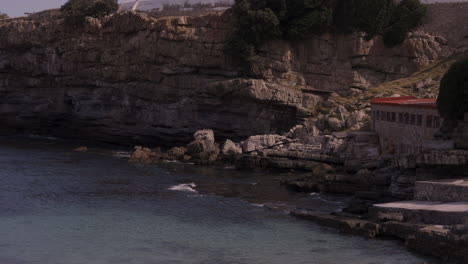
[370,96,438,109]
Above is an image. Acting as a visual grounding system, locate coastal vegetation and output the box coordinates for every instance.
[60,0,118,27]
[437,57,468,122]
[226,0,426,74]
[0,12,8,19]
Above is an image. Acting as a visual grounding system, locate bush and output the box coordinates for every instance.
[61,0,118,27]
[383,0,426,47]
[0,12,8,20]
[437,58,468,122]
[227,0,336,75]
[286,6,334,39]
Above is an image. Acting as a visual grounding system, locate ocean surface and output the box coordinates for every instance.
[0,137,436,264]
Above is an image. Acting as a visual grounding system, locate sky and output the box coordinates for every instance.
[0,0,68,17]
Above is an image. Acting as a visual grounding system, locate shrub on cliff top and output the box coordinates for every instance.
[437,57,468,122]
[0,12,8,20]
[61,0,118,27]
[383,0,427,47]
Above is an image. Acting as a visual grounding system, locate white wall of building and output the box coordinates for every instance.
[371,105,447,155]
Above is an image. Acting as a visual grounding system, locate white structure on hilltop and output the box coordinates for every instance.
[119,0,162,12]
[118,0,233,12]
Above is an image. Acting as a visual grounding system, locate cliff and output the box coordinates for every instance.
[0,3,466,146]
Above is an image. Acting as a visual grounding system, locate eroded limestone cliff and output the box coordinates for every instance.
[0,3,466,145]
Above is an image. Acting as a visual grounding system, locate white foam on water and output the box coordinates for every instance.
[251,203,265,208]
[168,183,197,193]
[111,151,132,158]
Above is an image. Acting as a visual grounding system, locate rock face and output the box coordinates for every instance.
[241,134,287,153]
[186,129,220,163]
[221,139,242,155]
[0,4,465,145]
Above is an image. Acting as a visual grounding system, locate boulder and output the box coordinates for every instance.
[346,110,369,129]
[129,146,160,164]
[327,117,345,131]
[222,139,242,155]
[164,147,187,160]
[186,129,220,162]
[241,134,287,153]
[193,129,215,142]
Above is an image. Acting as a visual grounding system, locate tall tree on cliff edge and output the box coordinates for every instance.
[437,57,468,132]
[61,0,118,27]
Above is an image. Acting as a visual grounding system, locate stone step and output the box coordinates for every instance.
[415,178,468,202]
[369,201,468,225]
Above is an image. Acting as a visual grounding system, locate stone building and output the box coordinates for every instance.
[370,97,453,155]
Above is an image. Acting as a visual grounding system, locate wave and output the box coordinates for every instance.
[168,183,197,193]
[251,203,265,208]
[111,151,132,158]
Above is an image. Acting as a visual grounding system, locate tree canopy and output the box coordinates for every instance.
[226,0,427,74]
[61,0,118,27]
[437,57,468,122]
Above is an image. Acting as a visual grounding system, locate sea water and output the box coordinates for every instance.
[0,138,436,264]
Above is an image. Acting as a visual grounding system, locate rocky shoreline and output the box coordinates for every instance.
[124,128,467,263]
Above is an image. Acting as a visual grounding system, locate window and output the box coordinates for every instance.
[404,113,409,124]
[381,111,386,121]
[391,112,396,122]
[426,115,433,128]
[417,115,422,126]
[433,116,441,128]
[410,114,416,125]
[387,112,391,122]
[399,113,403,123]
[376,111,380,121]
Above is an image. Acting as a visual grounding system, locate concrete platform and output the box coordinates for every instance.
[415,178,468,202]
[370,201,468,225]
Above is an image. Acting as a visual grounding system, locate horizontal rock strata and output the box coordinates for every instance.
[1,3,466,145]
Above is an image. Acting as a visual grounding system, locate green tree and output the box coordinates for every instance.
[226,0,426,74]
[383,0,426,47]
[227,0,336,74]
[285,0,335,39]
[61,0,118,27]
[351,0,394,39]
[0,12,8,19]
[437,58,468,122]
